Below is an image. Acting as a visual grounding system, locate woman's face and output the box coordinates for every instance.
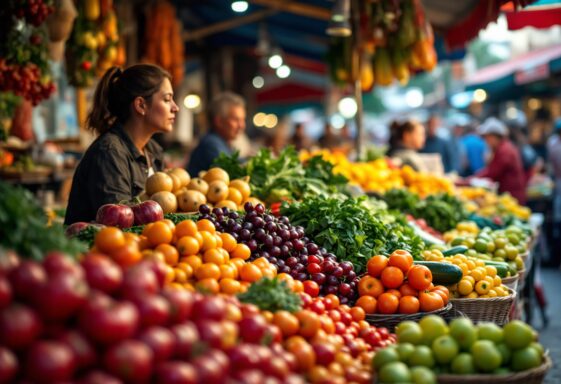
[145,78,179,133]
[403,122,426,150]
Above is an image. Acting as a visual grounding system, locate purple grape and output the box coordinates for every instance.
[275,258,284,267]
[279,229,290,241]
[273,236,282,246]
[221,207,230,215]
[231,232,240,241]
[292,239,304,251]
[229,211,239,219]
[333,267,344,278]
[261,251,270,259]
[200,214,211,221]
[325,252,336,259]
[325,285,339,295]
[232,223,242,233]
[270,246,281,258]
[247,239,258,252]
[298,255,308,265]
[296,272,308,281]
[319,248,328,255]
[349,281,357,290]
[286,256,298,267]
[326,255,338,262]
[244,202,254,212]
[269,257,278,265]
[265,222,277,232]
[298,247,308,256]
[340,261,353,274]
[255,204,265,214]
[339,283,351,297]
[293,263,304,273]
[322,261,336,274]
[199,204,211,214]
[212,207,223,217]
[295,226,305,237]
[280,245,290,257]
[326,275,339,286]
[254,228,266,241]
[311,273,326,285]
[340,296,349,305]
[289,229,299,240]
[347,271,357,281]
[279,265,291,274]
[279,216,290,225]
[242,222,253,231]
[302,237,310,244]
[264,235,274,247]
[239,229,251,240]
[290,270,299,278]
[264,214,274,223]
[307,243,319,255]
[252,217,265,228]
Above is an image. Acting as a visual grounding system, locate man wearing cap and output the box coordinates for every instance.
[475,117,527,204]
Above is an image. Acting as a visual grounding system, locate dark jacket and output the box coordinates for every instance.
[420,135,455,173]
[64,126,163,224]
[187,132,232,177]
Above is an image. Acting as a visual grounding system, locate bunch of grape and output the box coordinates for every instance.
[13,0,55,27]
[0,60,55,105]
[199,203,360,304]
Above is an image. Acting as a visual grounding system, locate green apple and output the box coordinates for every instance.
[451,353,476,374]
[511,347,542,372]
[410,366,436,384]
[396,321,423,345]
[378,361,411,383]
[419,315,448,345]
[432,335,459,364]
[409,345,435,368]
[477,322,504,343]
[396,342,415,363]
[529,341,544,357]
[496,343,512,365]
[471,340,502,372]
[373,347,400,370]
[449,317,478,351]
[503,320,534,349]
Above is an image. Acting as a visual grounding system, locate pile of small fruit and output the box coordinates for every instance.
[355,251,449,315]
[459,187,531,221]
[422,250,511,299]
[447,226,527,273]
[442,221,480,243]
[373,315,546,383]
[144,167,260,214]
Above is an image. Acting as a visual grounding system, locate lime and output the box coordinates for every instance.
[529,341,544,357]
[511,347,541,372]
[396,343,415,363]
[451,237,465,246]
[474,240,488,253]
[432,335,459,364]
[503,320,533,349]
[451,353,476,374]
[471,340,502,372]
[486,242,496,253]
[504,245,519,260]
[494,237,507,249]
[449,317,477,351]
[396,321,423,345]
[419,315,448,346]
[410,366,436,384]
[496,343,512,364]
[508,234,520,245]
[494,248,507,260]
[378,361,412,383]
[409,345,435,368]
[373,347,400,369]
[478,322,504,344]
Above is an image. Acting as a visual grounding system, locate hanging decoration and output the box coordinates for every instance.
[328,0,437,91]
[65,0,124,87]
[142,0,185,87]
[0,0,56,105]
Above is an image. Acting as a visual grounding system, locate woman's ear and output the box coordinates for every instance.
[133,96,147,116]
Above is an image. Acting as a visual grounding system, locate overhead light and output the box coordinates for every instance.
[253,112,266,127]
[327,0,351,37]
[528,98,541,110]
[268,53,283,69]
[473,89,487,103]
[276,65,291,78]
[326,19,352,37]
[231,1,248,13]
[338,97,357,119]
[252,75,264,89]
[330,113,346,129]
[506,106,518,119]
[183,94,201,110]
[330,0,350,22]
[264,114,278,128]
[405,88,424,108]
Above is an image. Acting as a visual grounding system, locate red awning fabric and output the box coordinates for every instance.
[465,43,561,86]
[505,6,561,30]
[444,0,537,49]
[255,83,325,104]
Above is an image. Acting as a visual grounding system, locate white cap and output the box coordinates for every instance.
[478,117,507,136]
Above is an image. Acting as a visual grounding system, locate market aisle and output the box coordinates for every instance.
[536,267,561,383]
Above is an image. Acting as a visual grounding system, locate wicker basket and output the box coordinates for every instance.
[365,303,452,332]
[502,274,519,291]
[450,288,516,325]
[437,354,551,384]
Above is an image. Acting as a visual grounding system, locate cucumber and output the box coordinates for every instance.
[483,260,510,278]
[413,261,463,285]
[442,245,469,256]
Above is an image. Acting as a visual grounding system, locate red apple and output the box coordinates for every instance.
[120,264,159,301]
[0,276,12,310]
[0,304,42,350]
[312,342,336,365]
[161,288,194,324]
[192,354,225,383]
[36,273,89,321]
[232,369,266,384]
[154,361,197,384]
[238,315,268,344]
[171,322,200,360]
[96,204,134,228]
[131,200,164,226]
[58,330,97,370]
[133,294,170,328]
[137,326,175,363]
[81,253,123,294]
[191,295,226,322]
[227,344,259,371]
[195,321,224,350]
[8,261,47,302]
[78,370,123,384]
[0,347,17,383]
[79,299,139,346]
[25,341,75,383]
[103,340,153,383]
[42,251,84,278]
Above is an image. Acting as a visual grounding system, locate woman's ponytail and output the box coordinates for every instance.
[85,66,122,136]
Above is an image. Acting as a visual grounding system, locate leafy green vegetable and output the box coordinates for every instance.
[281,196,424,272]
[237,278,302,313]
[0,181,87,260]
[212,151,246,180]
[164,213,200,225]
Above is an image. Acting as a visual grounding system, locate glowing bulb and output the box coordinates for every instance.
[405,88,424,108]
[183,94,201,110]
[338,97,357,119]
[253,112,266,127]
[252,76,264,89]
[276,65,291,78]
[264,114,278,128]
[330,114,346,129]
[473,89,487,103]
[231,1,248,13]
[268,54,283,69]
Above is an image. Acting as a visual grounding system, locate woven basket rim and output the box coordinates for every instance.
[365,302,452,320]
[501,274,519,284]
[450,287,516,303]
[436,353,551,382]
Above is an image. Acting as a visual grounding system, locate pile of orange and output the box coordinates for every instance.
[92,218,276,294]
[355,250,449,315]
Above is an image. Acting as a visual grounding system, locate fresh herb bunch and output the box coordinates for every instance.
[281,196,424,272]
[237,277,302,313]
[164,213,200,225]
[0,181,86,260]
[213,147,348,203]
[383,188,420,212]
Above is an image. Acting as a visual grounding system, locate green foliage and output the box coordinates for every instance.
[238,278,302,313]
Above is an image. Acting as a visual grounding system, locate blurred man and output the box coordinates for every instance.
[420,114,455,173]
[187,92,246,176]
[461,122,487,176]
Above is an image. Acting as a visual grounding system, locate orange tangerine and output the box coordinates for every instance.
[176,236,200,256]
[203,248,226,265]
[195,263,221,280]
[220,233,237,252]
[220,278,241,294]
[230,258,245,272]
[182,255,202,271]
[175,262,193,279]
[240,264,263,283]
[227,188,243,205]
[143,221,173,247]
[199,231,217,251]
[252,257,270,269]
[174,268,188,284]
[214,234,223,249]
[220,263,238,279]
[196,278,220,294]
[197,219,216,234]
[231,243,251,260]
[175,220,198,238]
[95,227,125,254]
[155,243,180,266]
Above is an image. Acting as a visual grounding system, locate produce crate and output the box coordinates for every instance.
[502,274,518,291]
[365,303,452,332]
[437,353,551,384]
[450,288,516,325]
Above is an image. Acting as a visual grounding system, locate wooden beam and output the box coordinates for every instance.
[248,0,331,21]
[183,8,277,42]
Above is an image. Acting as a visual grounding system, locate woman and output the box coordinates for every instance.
[64,64,179,224]
[387,119,428,172]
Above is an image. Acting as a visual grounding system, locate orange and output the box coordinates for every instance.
[199,231,217,251]
[366,255,388,278]
[227,188,243,205]
[219,278,241,294]
[175,220,198,238]
[358,276,384,298]
[176,236,200,256]
[137,235,150,251]
[273,310,300,337]
[123,232,140,244]
[262,266,276,279]
[229,258,245,272]
[219,263,238,279]
[192,232,204,247]
[350,306,366,322]
[355,295,377,314]
[276,273,294,290]
[380,266,404,289]
[143,221,173,247]
[386,289,402,299]
[175,262,193,279]
[95,227,126,254]
[398,295,420,314]
[407,265,432,291]
[399,283,418,297]
[182,255,202,271]
[240,264,263,283]
[252,257,270,270]
[195,263,221,280]
[419,291,444,312]
[111,242,142,268]
[142,250,165,263]
[292,280,304,293]
[196,278,220,294]
[388,251,414,274]
[229,179,251,200]
[203,248,226,265]
[220,233,237,252]
[164,265,175,284]
[155,243,179,266]
[230,243,251,260]
[377,292,399,314]
[214,234,223,249]
[196,219,215,234]
[174,268,188,283]
[162,219,176,232]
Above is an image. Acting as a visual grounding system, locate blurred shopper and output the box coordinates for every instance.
[509,123,541,184]
[318,123,339,149]
[450,122,467,174]
[461,122,487,176]
[420,114,455,173]
[187,92,246,176]
[475,117,527,204]
[387,119,428,172]
[65,64,179,224]
[290,122,312,151]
